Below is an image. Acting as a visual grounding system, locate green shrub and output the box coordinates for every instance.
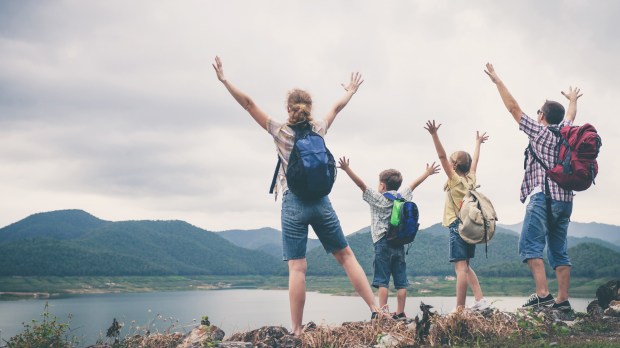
[5,302,78,348]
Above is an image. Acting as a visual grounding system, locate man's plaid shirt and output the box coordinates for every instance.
[519,113,574,203]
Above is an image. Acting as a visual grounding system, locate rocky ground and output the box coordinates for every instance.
[88,297,620,347]
[11,280,613,347]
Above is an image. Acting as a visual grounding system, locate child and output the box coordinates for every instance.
[424,120,490,312]
[338,157,439,318]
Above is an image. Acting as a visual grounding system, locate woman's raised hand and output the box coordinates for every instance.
[341,72,364,94]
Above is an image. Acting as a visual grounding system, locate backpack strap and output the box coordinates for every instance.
[269,122,311,197]
[525,143,555,230]
[383,192,403,201]
[269,156,281,195]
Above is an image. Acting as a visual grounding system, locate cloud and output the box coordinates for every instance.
[0,0,616,233]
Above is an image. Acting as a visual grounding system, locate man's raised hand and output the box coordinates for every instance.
[484,63,500,84]
[561,86,583,101]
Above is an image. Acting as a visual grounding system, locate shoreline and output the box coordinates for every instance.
[0,275,612,301]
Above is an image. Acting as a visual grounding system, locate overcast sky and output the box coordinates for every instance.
[1,1,618,236]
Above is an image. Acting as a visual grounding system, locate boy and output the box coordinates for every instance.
[338,157,439,318]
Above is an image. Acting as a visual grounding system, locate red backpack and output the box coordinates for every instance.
[528,123,602,191]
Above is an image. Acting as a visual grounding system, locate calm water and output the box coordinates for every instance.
[0,290,593,346]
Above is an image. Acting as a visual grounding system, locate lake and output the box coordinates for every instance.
[0,290,593,346]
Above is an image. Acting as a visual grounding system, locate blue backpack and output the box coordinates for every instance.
[383,192,419,247]
[269,122,336,200]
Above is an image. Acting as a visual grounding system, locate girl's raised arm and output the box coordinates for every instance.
[470,131,489,173]
[424,120,456,180]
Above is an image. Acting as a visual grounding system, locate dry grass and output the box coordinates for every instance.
[120,332,185,348]
[301,317,417,348]
[427,309,521,346]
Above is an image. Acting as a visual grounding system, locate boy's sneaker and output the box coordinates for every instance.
[469,298,491,311]
[391,312,407,320]
[551,300,572,312]
[522,293,555,308]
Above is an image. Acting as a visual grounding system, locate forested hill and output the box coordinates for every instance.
[1,210,618,278]
[305,224,620,277]
[0,210,285,276]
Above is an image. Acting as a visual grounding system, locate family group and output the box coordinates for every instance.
[213,56,588,336]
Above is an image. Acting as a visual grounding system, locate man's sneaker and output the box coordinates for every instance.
[469,297,491,311]
[551,300,572,312]
[391,312,406,320]
[522,293,555,308]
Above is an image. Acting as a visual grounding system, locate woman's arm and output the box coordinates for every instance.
[213,56,270,131]
[324,72,364,129]
[424,120,455,180]
[337,157,367,192]
[470,131,489,173]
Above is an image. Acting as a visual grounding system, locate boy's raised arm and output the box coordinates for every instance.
[484,63,523,124]
[408,162,440,190]
[424,120,456,180]
[338,157,367,192]
[213,56,270,131]
[561,86,583,123]
[324,72,364,129]
[470,131,489,173]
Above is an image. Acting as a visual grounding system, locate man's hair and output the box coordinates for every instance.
[541,100,565,125]
[451,151,472,174]
[379,169,403,191]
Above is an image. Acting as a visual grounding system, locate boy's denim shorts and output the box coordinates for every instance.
[281,190,349,261]
[372,236,408,289]
[448,220,476,262]
[519,192,573,269]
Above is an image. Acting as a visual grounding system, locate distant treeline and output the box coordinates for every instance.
[0,210,618,278]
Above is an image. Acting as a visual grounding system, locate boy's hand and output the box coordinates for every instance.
[426,162,440,176]
[212,56,226,82]
[484,63,499,84]
[561,86,583,102]
[341,72,364,94]
[424,120,441,135]
[476,131,489,144]
[337,157,350,171]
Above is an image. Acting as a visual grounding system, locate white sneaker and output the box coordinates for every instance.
[469,298,490,311]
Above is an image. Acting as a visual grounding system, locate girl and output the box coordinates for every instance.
[424,120,490,312]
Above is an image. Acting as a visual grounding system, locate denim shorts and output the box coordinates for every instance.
[372,236,408,289]
[281,190,349,261]
[448,220,476,262]
[519,192,573,269]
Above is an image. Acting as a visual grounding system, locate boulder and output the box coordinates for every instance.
[177,325,225,348]
[226,326,300,347]
[604,300,620,317]
[595,280,620,309]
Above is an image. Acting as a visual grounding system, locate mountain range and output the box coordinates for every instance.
[1,209,619,278]
[0,210,285,276]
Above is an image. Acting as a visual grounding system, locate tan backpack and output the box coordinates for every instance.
[448,183,498,257]
[457,187,498,245]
